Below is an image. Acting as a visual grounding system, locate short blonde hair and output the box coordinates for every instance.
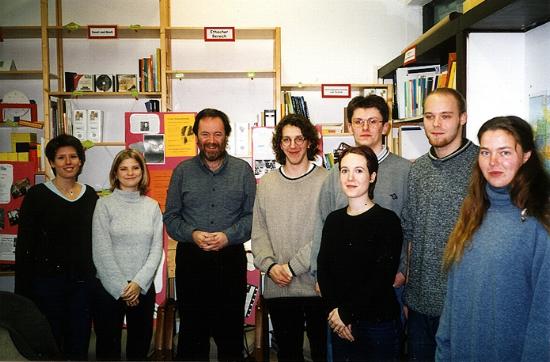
[109,149,149,195]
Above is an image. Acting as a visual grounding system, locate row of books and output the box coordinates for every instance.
[396,64,441,119]
[139,48,161,92]
[282,91,310,119]
[395,52,456,119]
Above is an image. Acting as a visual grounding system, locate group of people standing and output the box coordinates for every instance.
[15,138,162,360]
[252,87,549,362]
[14,87,550,362]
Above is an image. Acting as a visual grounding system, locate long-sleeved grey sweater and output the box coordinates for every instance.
[92,189,163,299]
[403,140,478,316]
[252,165,328,299]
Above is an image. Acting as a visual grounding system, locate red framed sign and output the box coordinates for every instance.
[321,84,351,98]
[0,102,38,123]
[403,46,417,65]
[88,25,118,39]
[204,27,235,42]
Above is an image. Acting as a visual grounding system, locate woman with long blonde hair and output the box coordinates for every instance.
[436,116,550,361]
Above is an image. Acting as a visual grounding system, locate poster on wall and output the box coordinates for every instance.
[529,92,550,171]
[251,127,278,180]
[125,111,196,305]
[0,160,37,264]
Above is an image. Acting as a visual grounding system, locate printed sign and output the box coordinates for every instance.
[88,25,118,39]
[204,27,235,42]
[321,84,351,98]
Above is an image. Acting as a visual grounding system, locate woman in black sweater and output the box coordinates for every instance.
[317,145,403,362]
[15,134,98,360]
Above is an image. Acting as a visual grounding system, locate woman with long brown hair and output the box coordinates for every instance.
[436,116,550,361]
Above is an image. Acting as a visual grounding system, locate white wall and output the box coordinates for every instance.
[171,0,422,84]
[466,32,526,143]
[466,21,550,143]
[1,0,422,188]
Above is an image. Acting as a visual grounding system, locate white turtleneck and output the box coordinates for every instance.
[92,188,163,299]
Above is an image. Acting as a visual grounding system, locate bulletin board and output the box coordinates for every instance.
[0,160,38,264]
[125,112,196,305]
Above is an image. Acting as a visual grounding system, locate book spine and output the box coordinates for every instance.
[148,55,154,92]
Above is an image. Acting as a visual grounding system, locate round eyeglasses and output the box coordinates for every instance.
[281,136,306,147]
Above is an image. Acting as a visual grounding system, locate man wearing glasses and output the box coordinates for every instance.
[252,114,328,362]
[310,94,411,355]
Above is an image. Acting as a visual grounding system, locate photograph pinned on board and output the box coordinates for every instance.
[144,134,165,164]
[10,177,31,198]
[7,208,19,226]
[254,159,278,178]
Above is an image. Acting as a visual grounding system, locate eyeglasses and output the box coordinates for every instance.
[351,118,383,129]
[281,136,306,147]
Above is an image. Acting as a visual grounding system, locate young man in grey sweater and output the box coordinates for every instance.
[402,88,478,360]
[252,114,328,362]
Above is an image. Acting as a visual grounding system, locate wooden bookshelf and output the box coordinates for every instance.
[48,91,161,98]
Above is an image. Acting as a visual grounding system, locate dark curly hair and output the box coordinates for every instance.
[45,134,86,177]
[272,114,320,165]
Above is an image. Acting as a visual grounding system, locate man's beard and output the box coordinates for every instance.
[198,138,227,162]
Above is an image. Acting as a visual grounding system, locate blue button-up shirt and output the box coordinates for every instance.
[163,154,256,245]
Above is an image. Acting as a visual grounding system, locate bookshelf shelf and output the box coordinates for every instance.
[0,26,42,39]
[46,25,161,39]
[392,116,423,125]
[167,69,276,79]
[48,91,161,98]
[167,27,278,40]
[0,70,57,80]
[91,142,125,147]
[377,17,460,79]
[282,83,393,91]
[0,25,162,39]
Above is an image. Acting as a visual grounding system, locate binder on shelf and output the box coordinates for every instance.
[446,52,457,89]
[87,110,103,143]
[72,110,87,141]
[396,65,440,119]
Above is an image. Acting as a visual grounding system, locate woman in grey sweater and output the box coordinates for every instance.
[92,149,163,360]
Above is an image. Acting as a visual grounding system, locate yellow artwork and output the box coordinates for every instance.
[164,113,196,157]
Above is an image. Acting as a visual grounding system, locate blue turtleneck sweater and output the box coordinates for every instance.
[436,185,550,361]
